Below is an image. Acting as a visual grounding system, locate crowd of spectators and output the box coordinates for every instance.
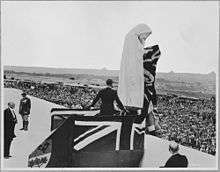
[4,79,100,109]
[4,79,216,155]
[157,95,216,155]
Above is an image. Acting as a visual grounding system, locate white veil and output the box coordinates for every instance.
[118,24,152,108]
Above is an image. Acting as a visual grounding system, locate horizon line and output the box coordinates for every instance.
[3,65,217,75]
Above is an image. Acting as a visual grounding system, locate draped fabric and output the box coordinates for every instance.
[143,45,161,86]
[118,24,152,108]
[143,45,161,106]
[28,109,145,167]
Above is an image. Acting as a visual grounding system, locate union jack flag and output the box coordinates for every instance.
[28,108,145,167]
[72,116,145,152]
[50,108,145,151]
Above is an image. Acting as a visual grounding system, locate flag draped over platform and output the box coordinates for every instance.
[28,108,145,167]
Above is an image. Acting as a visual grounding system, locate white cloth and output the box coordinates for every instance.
[118,24,152,108]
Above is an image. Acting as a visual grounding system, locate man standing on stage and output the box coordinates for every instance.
[4,102,17,159]
[88,79,126,116]
[19,92,31,131]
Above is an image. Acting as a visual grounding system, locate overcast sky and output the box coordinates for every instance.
[1,1,219,73]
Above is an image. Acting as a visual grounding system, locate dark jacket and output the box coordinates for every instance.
[19,97,31,115]
[90,87,125,116]
[4,108,17,140]
[164,153,188,168]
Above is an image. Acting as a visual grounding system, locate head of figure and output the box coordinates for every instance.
[169,141,179,154]
[138,32,151,45]
[21,92,27,98]
[106,79,113,87]
[8,102,15,109]
[127,24,152,46]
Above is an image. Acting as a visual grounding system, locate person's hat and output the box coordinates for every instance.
[21,92,27,96]
[106,79,114,85]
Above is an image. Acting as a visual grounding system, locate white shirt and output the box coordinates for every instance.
[9,107,16,118]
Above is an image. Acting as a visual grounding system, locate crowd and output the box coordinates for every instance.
[4,79,101,109]
[4,79,216,155]
[157,95,216,155]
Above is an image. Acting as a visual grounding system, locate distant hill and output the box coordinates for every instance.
[4,66,119,77]
[4,65,216,98]
[4,65,216,84]
[157,72,216,84]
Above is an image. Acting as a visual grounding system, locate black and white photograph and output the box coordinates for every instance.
[1,0,219,170]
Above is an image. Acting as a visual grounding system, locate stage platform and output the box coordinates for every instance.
[2,88,216,169]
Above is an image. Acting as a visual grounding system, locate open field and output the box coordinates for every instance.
[4,65,216,99]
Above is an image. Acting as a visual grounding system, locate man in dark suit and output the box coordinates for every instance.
[163,141,188,168]
[89,79,126,116]
[4,102,17,159]
[19,92,31,131]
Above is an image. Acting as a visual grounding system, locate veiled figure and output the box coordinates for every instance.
[118,24,161,135]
